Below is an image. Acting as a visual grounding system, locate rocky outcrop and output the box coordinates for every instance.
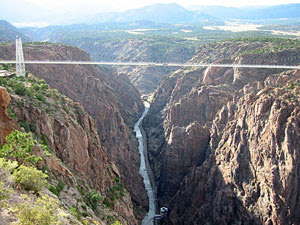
[0,87,18,144]
[157,122,210,203]
[169,70,300,224]
[143,40,300,224]
[0,43,147,221]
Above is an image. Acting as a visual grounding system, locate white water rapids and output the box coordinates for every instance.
[134,102,156,225]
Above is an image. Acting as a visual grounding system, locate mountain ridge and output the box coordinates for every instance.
[192,3,300,20]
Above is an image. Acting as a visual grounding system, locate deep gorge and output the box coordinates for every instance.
[1,37,300,225]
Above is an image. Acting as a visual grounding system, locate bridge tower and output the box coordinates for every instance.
[15,37,26,77]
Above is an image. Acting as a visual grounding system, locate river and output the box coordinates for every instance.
[134,102,156,225]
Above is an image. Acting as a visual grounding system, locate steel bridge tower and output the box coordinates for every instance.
[15,37,25,77]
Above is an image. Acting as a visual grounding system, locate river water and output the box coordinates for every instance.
[134,102,156,225]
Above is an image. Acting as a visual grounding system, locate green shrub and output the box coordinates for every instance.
[111,221,123,225]
[25,88,34,97]
[14,83,27,96]
[2,64,8,70]
[7,106,16,119]
[0,130,42,165]
[49,185,58,196]
[14,195,59,225]
[70,206,81,220]
[103,198,114,209]
[62,105,69,114]
[0,158,18,173]
[289,82,295,90]
[29,123,36,133]
[40,84,49,90]
[32,84,40,91]
[56,180,65,192]
[49,180,65,197]
[39,79,47,84]
[0,179,11,208]
[86,190,102,211]
[15,76,26,82]
[41,134,48,147]
[13,165,48,192]
[19,121,30,133]
[36,93,46,102]
[103,178,125,209]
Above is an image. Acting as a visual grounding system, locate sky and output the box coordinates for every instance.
[1,0,300,26]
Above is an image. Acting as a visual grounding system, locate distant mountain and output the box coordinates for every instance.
[89,3,224,25]
[19,21,175,42]
[191,3,300,20]
[0,20,31,43]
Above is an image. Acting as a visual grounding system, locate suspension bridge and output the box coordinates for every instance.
[1,37,300,77]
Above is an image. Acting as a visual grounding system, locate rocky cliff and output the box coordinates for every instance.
[0,77,136,224]
[0,87,18,143]
[143,39,300,224]
[170,70,300,224]
[0,43,147,221]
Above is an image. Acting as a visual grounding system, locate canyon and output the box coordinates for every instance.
[60,38,196,96]
[1,37,300,224]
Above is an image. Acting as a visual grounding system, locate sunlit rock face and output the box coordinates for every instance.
[143,40,300,224]
[0,87,18,144]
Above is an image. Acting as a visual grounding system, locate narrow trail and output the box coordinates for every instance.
[134,102,156,225]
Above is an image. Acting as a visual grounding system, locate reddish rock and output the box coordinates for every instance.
[0,43,147,221]
[0,87,18,144]
[143,40,300,224]
[8,86,138,224]
[170,72,300,224]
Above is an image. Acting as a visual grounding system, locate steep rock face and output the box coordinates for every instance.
[2,81,136,224]
[169,70,300,224]
[157,122,210,202]
[143,40,300,223]
[0,87,18,144]
[0,82,137,224]
[0,43,147,220]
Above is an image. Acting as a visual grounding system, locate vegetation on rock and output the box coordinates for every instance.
[0,130,42,166]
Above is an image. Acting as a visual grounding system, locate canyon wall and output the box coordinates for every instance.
[143,40,300,224]
[0,83,136,224]
[0,43,147,220]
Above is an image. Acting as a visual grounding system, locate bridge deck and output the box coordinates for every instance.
[1,60,300,70]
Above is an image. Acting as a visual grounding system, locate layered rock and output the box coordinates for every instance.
[0,43,147,220]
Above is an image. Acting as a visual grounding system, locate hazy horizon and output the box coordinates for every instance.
[1,0,300,27]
